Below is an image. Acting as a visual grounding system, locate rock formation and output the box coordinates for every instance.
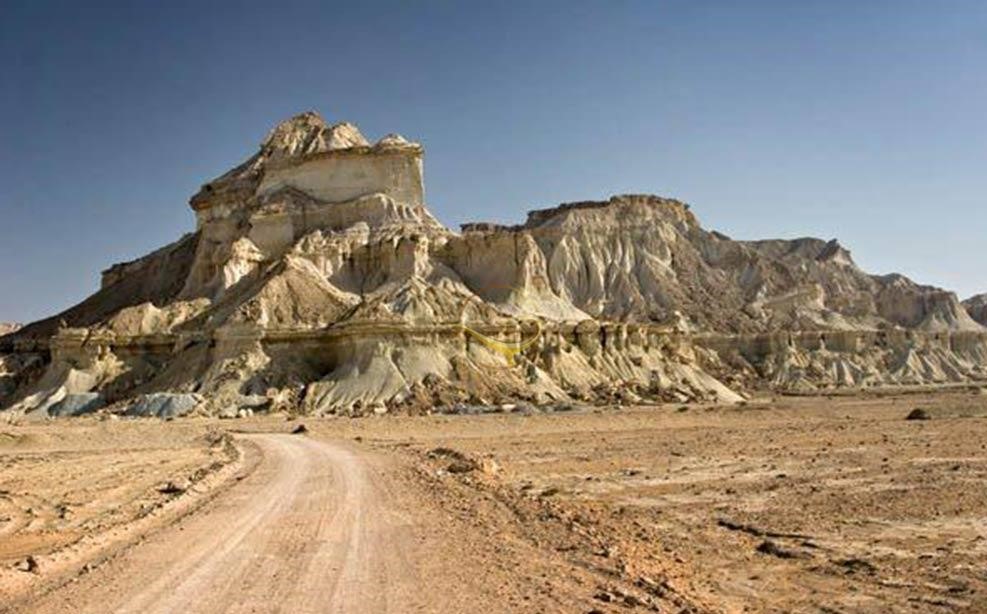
[1,111,985,418]
[964,294,987,326]
[0,323,19,337]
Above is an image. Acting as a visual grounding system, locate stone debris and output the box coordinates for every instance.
[756,539,807,559]
[157,479,191,495]
[15,555,39,573]
[1,110,985,417]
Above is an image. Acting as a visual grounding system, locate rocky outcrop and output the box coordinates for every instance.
[2,233,199,350]
[2,111,984,417]
[697,329,987,392]
[0,323,20,337]
[964,294,987,326]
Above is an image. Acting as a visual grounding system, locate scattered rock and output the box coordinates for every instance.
[756,539,805,559]
[837,557,877,574]
[427,447,499,475]
[636,575,669,597]
[158,479,191,495]
[479,458,500,475]
[594,591,617,603]
[291,424,308,434]
[447,459,479,474]
[906,408,931,421]
[15,556,38,573]
[428,447,469,461]
[218,406,238,420]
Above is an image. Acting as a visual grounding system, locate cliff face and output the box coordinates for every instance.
[451,195,981,334]
[2,111,984,417]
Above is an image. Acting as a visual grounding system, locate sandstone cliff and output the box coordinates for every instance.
[2,112,984,417]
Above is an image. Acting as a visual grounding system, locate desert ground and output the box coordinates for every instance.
[1,388,986,613]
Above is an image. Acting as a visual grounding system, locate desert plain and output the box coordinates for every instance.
[1,387,985,613]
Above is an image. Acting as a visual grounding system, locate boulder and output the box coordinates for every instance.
[48,393,105,417]
[127,393,203,419]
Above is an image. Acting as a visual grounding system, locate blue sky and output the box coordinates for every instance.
[2,0,985,322]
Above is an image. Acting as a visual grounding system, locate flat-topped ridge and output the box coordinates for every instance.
[525,194,694,227]
[460,194,697,234]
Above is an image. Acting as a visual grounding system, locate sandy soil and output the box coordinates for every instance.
[2,388,987,613]
[23,434,426,613]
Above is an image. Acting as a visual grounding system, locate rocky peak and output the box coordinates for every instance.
[191,111,423,212]
[816,239,856,267]
[260,111,369,159]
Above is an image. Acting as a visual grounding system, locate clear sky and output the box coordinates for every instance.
[2,0,985,322]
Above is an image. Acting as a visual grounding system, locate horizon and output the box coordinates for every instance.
[2,0,985,323]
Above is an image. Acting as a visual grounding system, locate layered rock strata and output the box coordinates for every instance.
[1,111,984,417]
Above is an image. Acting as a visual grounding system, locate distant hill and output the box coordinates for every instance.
[0,323,21,337]
[964,294,987,325]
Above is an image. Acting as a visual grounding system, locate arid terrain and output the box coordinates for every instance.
[1,110,985,614]
[2,387,985,613]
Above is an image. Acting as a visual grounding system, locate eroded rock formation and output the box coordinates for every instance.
[964,294,987,326]
[1,111,984,417]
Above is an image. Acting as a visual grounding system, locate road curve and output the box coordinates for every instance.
[23,434,425,614]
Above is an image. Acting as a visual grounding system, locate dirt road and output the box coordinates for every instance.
[23,434,423,614]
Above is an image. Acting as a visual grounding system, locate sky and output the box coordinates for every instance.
[1,0,985,322]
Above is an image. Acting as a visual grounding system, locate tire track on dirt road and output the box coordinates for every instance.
[21,434,424,614]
